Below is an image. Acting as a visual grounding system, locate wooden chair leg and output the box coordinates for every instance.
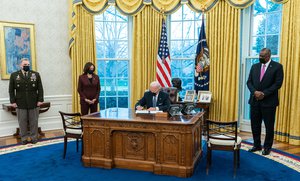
[63,136,67,159]
[237,149,240,168]
[233,150,237,177]
[206,148,211,175]
[81,137,84,156]
[76,138,79,152]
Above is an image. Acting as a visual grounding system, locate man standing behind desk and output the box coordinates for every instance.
[9,58,44,145]
[135,81,170,112]
[247,48,283,155]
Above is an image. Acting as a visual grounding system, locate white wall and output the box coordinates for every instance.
[0,0,72,136]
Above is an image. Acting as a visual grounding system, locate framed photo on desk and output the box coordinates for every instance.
[184,90,195,102]
[197,91,212,103]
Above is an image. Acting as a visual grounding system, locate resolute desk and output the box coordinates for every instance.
[81,108,203,177]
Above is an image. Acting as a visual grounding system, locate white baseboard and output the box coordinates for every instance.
[0,95,72,137]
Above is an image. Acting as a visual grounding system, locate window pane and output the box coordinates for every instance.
[106,41,116,58]
[171,7,182,21]
[116,9,127,22]
[103,7,116,21]
[117,61,128,77]
[106,79,117,96]
[100,97,105,110]
[171,22,182,40]
[183,21,194,39]
[117,78,128,96]
[266,35,279,55]
[118,97,128,108]
[170,40,182,58]
[116,41,128,58]
[182,40,197,58]
[251,36,265,56]
[182,60,194,77]
[266,13,281,34]
[106,97,117,108]
[96,41,105,58]
[267,1,281,12]
[252,14,265,36]
[253,0,267,15]
[97,61,105,77]
[171,60,182,77]
[100,79,105,96]
[116,23,128,40]
[106,61,117,77]
[183,6,194,20]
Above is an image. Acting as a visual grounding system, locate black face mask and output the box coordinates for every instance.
[23,66,30,72]
[259,58,266,64]
[88,69,94,74]
[152,92,156,96]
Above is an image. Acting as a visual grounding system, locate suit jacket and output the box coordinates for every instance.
[77,74,101,104]
[247,60,284,107]
[135,91,170,112]
[9,70,44,109]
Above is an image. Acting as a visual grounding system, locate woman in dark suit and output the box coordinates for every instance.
[77,62,101,115]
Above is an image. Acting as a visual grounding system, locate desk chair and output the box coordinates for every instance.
[206,119,242,176]
[59,111,83,159]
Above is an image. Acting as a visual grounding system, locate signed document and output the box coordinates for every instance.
[135,110,163,114]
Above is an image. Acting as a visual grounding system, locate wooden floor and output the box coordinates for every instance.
[0,129,300,157]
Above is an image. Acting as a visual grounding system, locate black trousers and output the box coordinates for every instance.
[250,105,276,149]
[80,103,98,116]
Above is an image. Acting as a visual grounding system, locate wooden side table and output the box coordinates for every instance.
[195,102,210,135]
[2,102,51,138]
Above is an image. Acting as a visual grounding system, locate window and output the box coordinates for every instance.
[95,6,130,110]
[241,0,282,122]
[170,5,202,98]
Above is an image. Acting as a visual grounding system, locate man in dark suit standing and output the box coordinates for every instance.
[247,48,284,155]
[9,58,44,145]
[135,81,170,112]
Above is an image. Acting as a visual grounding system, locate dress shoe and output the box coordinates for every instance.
[21,140,28,145]
[262,148,271,155]
[31,140,38,144]
[248,146,262,152]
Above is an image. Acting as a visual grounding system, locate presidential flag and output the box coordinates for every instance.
[194,18,210,92]
[156,19,171,87]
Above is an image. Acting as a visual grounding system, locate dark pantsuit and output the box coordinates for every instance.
[80,103,98,115]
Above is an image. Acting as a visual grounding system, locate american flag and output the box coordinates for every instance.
[194,18,210,92]
[156,19,171,87]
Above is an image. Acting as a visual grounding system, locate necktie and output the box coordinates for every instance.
[152,96,157,107]
[24,72,28,78]
[260,64,266,81]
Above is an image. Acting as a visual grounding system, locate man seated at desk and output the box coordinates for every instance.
[135,81,170,112]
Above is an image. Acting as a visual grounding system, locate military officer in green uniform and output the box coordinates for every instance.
[9,58,44,145]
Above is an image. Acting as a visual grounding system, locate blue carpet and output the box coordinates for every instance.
[0,141,299,181]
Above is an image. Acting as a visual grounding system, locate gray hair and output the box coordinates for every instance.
[150,81,161,89]
[20,58,30,64]
[261,48,271,57]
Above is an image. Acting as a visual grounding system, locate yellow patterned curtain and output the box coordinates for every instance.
[69,4,96,113]
[79,0,291,15]
[206,0,240,121]
[130,6,163,108]
[275,0,300,145]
